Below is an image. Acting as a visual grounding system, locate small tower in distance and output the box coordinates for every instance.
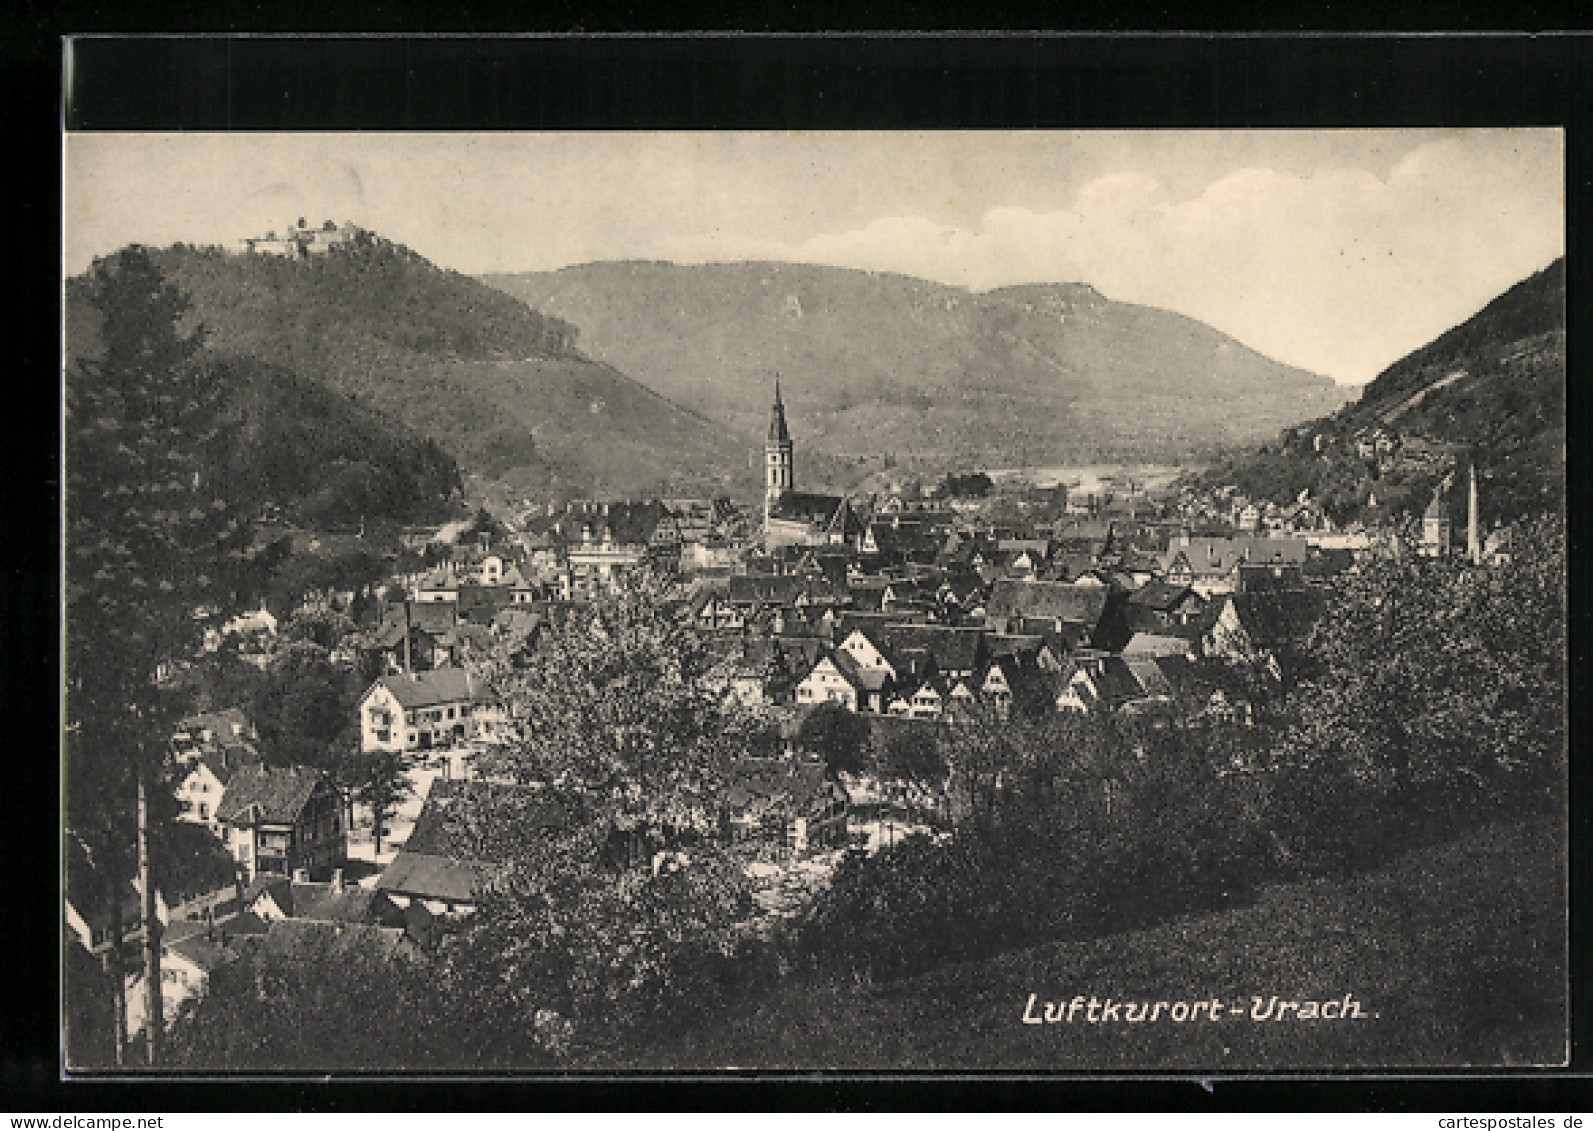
[1421,484,1452,557]
[1467,462,1482,565]
[765,376,794,519]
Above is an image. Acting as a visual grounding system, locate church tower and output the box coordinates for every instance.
[765,376,794,516]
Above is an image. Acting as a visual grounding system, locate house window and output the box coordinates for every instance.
[198,803,209,820]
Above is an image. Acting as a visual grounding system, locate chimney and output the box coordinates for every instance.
[332,868,345,894]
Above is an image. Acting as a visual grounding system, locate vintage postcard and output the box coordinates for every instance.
[63,120,1567,1074]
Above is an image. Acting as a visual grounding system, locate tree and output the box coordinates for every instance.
[437,820,756,1062]
[873,719,947,823]
[351,748,416,856]
[466,505,507,546]
[1278,512,1565,854]
[251,640,358,769]
[795,701,873,778]
[280,603,357,651]
[66,247,252,1064]
[474,581,736,837]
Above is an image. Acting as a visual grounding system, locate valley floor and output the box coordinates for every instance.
[621,817,1567,1071]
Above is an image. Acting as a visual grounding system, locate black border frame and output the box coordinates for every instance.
[15,29,1593,1112]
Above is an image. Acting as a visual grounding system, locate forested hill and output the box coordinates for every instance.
[102,237,758,500]
[1350,257,1564,430]
[66,271,461,527]
[1199,257,1565,527]
[481,260,1351,474]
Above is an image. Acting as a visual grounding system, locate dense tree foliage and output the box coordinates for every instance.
[1272,513,1566,863]
[248,640,358,768]
[470,583,747,835]
[796,702,873,777]
[66,266,463,530]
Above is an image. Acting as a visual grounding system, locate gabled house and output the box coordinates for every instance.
[1203,590,1324,678]
[974,654,1055,720]
[358,666,494,757]
[216,766,345,883]
[363,601,457,674]
[766,492,866,551]
[878,624,986,683]
[986,578,1134,651]
[834,628,900,685]
[727,573,802,608]
[795,650,881,713]
[691,589,747,633]
[64,832,157,957]
[172,707,256,762]
[175,743,263,834]
[1054,656,1146,715]
[1161,536,1310,597]
[911,677,950,719]
[1125,580,1205,633]
[413,566,462,604]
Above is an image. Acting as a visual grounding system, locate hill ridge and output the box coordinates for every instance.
[481,259,1351,477]
[96,237,761,500]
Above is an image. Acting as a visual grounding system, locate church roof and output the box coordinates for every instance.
[768,491,847,527]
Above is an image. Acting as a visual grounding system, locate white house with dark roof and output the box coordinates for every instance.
[358,667,493,756]
[794,652,870,713]
[175,743,262,834]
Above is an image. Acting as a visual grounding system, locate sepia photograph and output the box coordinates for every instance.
[62,125,1567,1074]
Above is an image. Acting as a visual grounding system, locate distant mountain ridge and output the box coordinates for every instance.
[110,238,760,500]
[481,260,1352,476]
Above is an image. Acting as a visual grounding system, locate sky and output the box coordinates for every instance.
[64,130,1563,386]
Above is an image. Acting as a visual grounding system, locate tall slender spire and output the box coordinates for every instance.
[1468,462,1481,565]
[768,373,791,444]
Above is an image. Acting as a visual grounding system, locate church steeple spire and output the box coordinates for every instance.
[768,374,791,444]
[765,374,794,514]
